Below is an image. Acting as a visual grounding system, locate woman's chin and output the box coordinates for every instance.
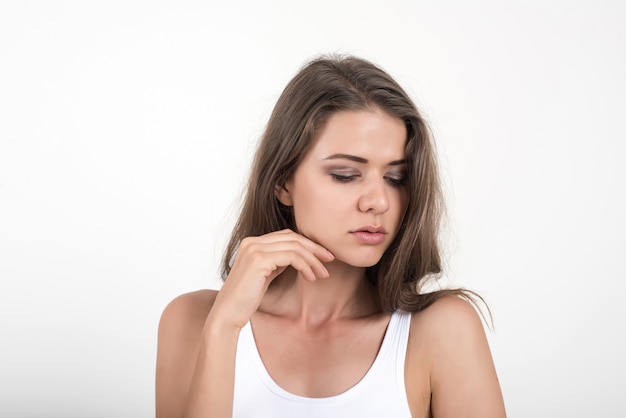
[327,251,385,269]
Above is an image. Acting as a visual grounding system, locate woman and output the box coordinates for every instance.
[156,55,506,417]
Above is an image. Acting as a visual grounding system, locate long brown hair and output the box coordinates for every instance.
[222,55,481,314]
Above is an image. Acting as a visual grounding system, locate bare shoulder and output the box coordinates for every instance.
[157,289,220,362]
[156,289,219,418]
[159,289,219,332]
[410,295,485,340]
[157,288,219,364]
[406,296,506,417]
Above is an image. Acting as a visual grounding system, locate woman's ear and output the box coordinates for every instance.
[274,183,293,206]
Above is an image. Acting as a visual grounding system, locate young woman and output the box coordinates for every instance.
[156,55,506,418]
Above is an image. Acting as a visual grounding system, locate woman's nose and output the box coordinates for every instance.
[357,178,390,214]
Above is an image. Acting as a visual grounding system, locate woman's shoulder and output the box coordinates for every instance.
[407,295,488,358]
[406,296,505,417]
[157,289,220,353]
[159,289,219,333]
[156,290,221,416]
[410,295,484,334]
[156,290,219,385]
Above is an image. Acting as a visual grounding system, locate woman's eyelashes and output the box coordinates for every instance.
[385,174,407,186]
[330,172,359,182]
[328,170,407,186]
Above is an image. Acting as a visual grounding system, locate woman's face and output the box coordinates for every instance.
[277,107,408,268]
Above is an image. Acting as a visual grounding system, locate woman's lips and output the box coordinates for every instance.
[350,231,386,244]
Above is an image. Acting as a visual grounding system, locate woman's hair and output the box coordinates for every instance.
[221,55,480,314]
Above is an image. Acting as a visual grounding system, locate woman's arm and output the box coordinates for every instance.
[156,290,221,418]
[182,309,242,418]
[407,296,506,418]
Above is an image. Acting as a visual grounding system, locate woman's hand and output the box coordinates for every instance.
[207,229,335,332]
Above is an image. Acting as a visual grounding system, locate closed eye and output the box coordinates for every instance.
[330,173,359,182]
[385,175,407,187]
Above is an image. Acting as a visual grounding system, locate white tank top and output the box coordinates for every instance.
[232,310,413,417]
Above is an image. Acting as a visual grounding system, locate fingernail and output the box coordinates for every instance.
[326,250,335,259]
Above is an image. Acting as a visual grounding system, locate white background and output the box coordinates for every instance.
[1,1,624,417]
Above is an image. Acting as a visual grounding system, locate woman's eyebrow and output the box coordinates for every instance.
[323,153,406,166]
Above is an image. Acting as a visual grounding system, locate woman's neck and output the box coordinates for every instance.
[259,261,381,327]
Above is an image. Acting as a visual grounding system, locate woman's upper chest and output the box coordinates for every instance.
[247,310,433,417]
[250,312,390,398]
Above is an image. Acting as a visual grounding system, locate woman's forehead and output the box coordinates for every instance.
[306,109,407,162]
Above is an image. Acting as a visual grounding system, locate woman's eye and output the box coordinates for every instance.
[330,173,358,182]
[386,175,407,186]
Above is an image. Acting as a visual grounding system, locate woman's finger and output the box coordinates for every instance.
[248,240,330,280]
[250,229,335,262]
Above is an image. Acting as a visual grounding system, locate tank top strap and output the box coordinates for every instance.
[386,310,412,399]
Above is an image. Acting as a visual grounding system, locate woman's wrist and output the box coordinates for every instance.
[202,308,245,343]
